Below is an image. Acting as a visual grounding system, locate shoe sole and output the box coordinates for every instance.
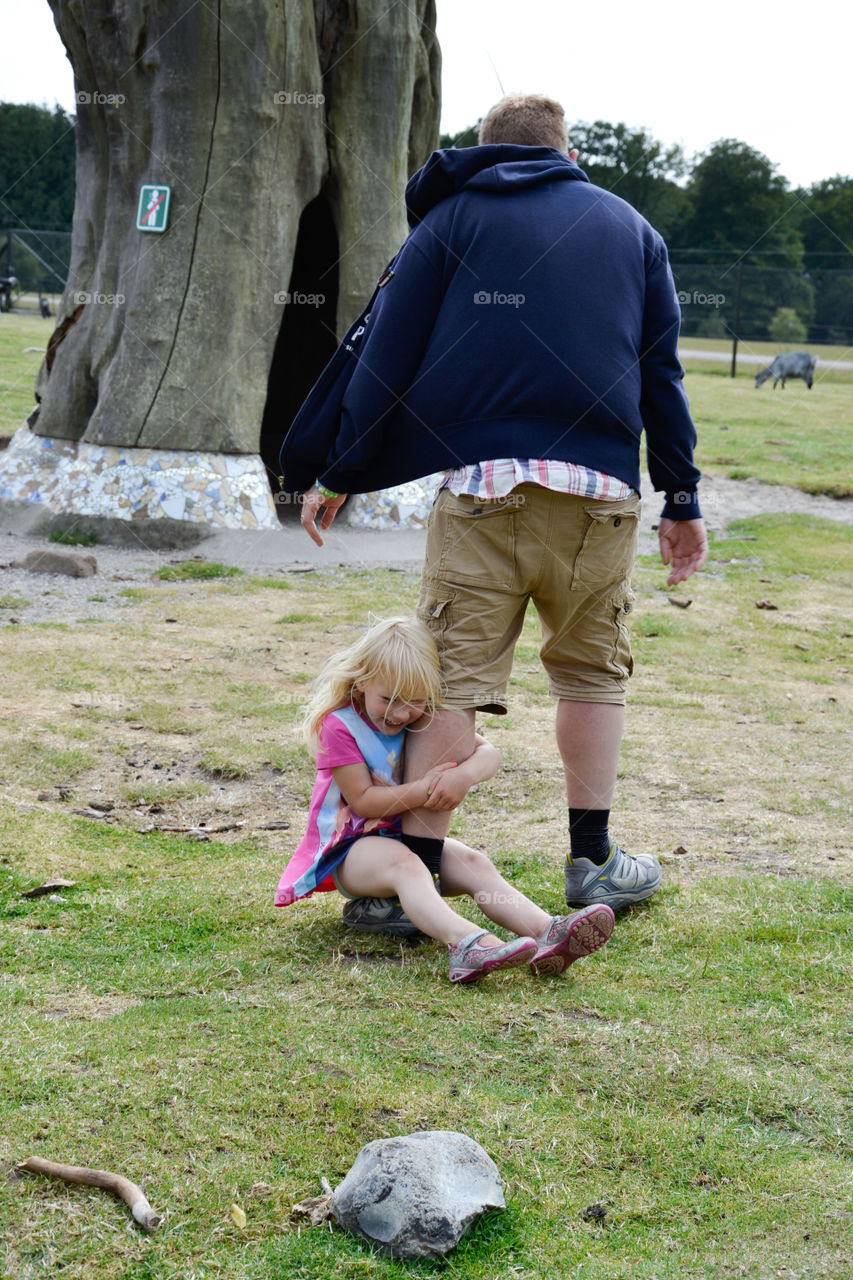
[450,939,538,984]
[565,866,663,912]
[530,906,615,976]
[565,880,661,912]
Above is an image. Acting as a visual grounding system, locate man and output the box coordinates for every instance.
[290,93,707,919]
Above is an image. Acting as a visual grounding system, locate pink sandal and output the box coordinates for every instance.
[529,905,615,975]
[448,928,538,984]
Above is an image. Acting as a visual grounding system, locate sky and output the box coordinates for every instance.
[1,0,849,191]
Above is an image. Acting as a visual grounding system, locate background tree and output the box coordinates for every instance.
[768,306,808,343]
[674,139,803,265]
[796,176,853,267]
[440,122,480,149]
[671,140,813,339]
[795,176,853,342]
[0,103,76,295]
[0,102,76,231]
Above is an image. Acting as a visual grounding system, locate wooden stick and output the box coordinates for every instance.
[18,1156,163,1231]
[139,821,246,835]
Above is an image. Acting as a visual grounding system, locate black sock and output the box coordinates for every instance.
[569,809,611,866]
[400,833,443,880]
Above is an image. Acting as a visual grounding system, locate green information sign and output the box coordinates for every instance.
[136,185,171,233]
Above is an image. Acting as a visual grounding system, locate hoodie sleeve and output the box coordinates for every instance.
[639,240,703,521]
[318,236,444,494]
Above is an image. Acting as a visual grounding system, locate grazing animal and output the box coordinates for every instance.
[755,351,816,390]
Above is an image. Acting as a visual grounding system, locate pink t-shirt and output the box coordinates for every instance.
[274,705,405,906]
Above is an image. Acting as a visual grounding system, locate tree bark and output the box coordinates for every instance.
[34,0,440,461]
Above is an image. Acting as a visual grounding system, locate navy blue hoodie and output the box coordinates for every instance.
[301,145,701,519]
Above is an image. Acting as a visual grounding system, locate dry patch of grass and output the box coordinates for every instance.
[0,535,851,1279]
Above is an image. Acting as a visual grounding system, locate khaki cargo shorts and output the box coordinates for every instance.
[417,484,640,713]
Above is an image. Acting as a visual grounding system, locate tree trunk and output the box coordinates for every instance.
[30,0,439,467]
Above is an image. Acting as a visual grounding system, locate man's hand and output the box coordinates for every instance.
[300,485,348,547]
[658,517,708,586]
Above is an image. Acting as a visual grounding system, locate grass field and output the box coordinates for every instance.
[1,515,852,1278]
[0,312,50,436]
[688,374,853,496]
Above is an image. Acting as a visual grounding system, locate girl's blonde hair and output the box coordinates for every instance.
[302,616,443,752]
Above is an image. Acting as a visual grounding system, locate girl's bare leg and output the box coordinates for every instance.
[336,837,504,948]
[439,837,552,939]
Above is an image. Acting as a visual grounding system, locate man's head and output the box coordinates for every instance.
[478,94,569,152]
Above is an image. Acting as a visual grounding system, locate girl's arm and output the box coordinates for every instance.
[332,759,457,820]
[462,733,501,784]
[422,733,501,811]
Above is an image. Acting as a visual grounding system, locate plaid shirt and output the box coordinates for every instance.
[443,458,634,502]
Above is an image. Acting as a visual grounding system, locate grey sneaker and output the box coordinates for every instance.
[342,896,422,938]
[565,842,662,910]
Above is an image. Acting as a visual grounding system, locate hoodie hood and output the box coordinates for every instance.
[405,144,589,227]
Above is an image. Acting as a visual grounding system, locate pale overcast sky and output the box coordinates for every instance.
[1,0,848,190]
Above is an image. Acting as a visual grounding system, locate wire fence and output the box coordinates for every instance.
[670,259,853,347]
[1,229,71,308]
[2,231,851,348]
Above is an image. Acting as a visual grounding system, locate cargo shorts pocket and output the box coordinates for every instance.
[609,586,635,679]
[434,490,518,591]
[571,500,640,592]
[419,593,453,638]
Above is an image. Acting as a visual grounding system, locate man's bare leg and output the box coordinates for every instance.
[557,698,662,906]
[555,700,624,810]
[402,707,476,839]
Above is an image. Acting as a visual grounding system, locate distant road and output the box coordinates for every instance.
[680,347,853,371]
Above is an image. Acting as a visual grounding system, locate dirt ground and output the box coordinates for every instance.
[2,471,850,890]
[2,471,851,626]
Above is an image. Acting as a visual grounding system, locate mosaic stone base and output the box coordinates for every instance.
[346,474,443,530]
[0,427,279,530]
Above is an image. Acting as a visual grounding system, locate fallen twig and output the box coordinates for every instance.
[138,820,246,835]
[20,880,77,899]
[292,1178,333,1227]
[17,1156,163,1231]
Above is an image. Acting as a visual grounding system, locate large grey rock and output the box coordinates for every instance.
[330,1130,505,1259]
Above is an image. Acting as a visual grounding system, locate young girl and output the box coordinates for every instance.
[274,617,615,983]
